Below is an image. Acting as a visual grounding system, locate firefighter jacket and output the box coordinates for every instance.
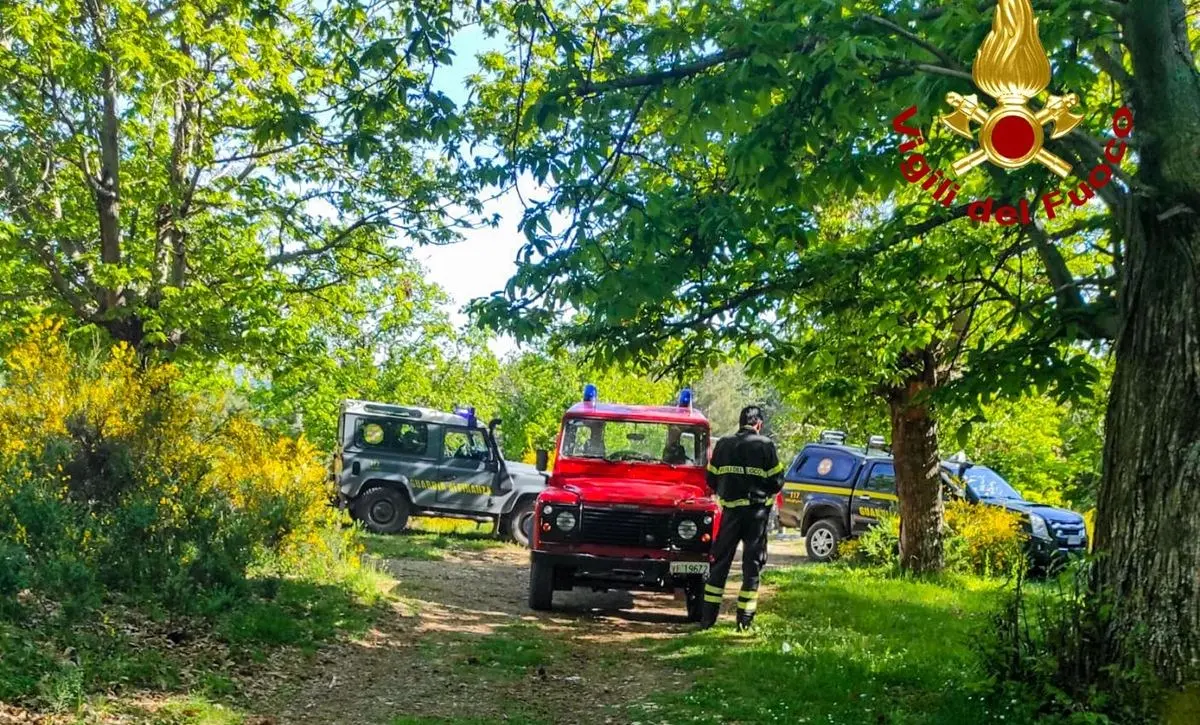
[706,427,785,506]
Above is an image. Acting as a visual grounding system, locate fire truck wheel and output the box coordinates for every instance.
[506,499,536,548]
[684,578,705,622]
[529,559,555,611]
[805,518,841,562]
[355,487,410,534]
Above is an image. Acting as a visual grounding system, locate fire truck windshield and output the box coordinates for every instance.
[560,418,706,466]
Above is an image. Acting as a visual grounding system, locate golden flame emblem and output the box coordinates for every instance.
[941,0,1083,177]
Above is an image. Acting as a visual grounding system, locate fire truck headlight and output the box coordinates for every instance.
[677,519,699,540]
[555,511,577,531]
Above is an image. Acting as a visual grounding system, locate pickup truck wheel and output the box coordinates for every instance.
[805,519,841,562]
[529,558,554,611]
[507,499,536,548]
[354,487,410,534]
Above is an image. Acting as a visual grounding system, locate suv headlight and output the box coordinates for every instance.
[1029,514,1051,540]
[555,511,577,531]
[677,519,699,540]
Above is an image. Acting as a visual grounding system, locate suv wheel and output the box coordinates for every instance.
[805,519,841,562]
[529,558,555,611]
[506,499,536,548]
[355,487,411,534]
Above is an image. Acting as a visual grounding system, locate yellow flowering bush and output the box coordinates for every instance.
[0,320,357,608]
[944,499,1026,576]
[838,503,1025,577]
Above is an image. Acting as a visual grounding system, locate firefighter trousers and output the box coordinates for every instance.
[703,503,771,614]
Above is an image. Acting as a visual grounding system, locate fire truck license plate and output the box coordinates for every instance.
[670,562,709,575]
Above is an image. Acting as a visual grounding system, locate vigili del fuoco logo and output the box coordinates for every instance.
[889,0,1134,226]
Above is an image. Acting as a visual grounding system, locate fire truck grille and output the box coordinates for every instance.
[579,507,672,548]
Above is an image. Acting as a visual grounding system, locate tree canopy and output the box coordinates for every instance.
[468,0,1199,682]
[0,0,475,363]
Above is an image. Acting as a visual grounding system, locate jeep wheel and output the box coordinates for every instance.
[684,578,706,622]
[507,499,536,548]
[805,519,841,562]
[529,558,554,611]
[355,487,410,534]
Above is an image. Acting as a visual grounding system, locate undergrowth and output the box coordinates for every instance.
[0,320,391,711]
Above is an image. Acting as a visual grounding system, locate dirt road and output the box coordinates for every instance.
[246,535,808,725]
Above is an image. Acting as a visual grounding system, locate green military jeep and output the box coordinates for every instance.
[333,399,548,545]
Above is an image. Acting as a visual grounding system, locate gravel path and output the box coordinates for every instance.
[245,535,809,724]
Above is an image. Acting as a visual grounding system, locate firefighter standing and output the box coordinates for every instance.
[700,405,784,630]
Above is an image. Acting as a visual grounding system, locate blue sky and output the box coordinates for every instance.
[416,23,525,356]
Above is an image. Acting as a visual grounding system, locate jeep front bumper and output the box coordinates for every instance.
[532,550,705,592]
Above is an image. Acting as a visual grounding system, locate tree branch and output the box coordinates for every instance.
[864,15,966,72]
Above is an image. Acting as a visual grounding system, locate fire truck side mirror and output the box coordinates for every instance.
[535,449,549,472]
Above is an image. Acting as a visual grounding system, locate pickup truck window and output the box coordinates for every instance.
[794,451,855,482]
[863,463,896,494]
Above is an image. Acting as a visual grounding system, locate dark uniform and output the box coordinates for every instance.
[702,425,785,628]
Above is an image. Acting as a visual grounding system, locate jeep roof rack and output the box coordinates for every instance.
[363,402,424,418]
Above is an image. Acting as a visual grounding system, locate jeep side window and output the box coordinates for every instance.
[795,451,855,481]
[354,418,428,456]
[443,428,489,462]
[864,463,896,494]
[393,422,429,455]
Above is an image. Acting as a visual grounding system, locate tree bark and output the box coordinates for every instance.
[87,0,123,313]
[888,375,945,574]
[1094,0,1200,687]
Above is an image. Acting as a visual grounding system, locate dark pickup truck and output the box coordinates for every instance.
[777,435,897,562]
[779,433,1089,567]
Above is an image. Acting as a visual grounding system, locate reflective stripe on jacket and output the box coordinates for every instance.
[706,426,785,505]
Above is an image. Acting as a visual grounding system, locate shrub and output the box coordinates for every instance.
[0,319,361,613]
[840,503,1025,577]
[943,500,1026,577]
[845,512,900,566]
[978,560,1164,723]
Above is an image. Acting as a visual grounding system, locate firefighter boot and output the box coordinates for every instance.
[736,610,756,631]
[698,602,720,630]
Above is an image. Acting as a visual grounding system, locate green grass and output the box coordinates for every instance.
[0,567,394,711]
[414,621,556,685]
[646,565,1040,724]
[359,520,511,562]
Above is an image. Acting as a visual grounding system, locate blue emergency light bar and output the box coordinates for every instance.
[679,387,693,408]
[582,383,598,403]
[455,406,477,428]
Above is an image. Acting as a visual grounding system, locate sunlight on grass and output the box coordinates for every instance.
[358,518,512,561]
[648,565,1034,724]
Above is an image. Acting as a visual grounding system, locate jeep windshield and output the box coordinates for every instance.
[959,465,1025,501]
[559,418,706,466]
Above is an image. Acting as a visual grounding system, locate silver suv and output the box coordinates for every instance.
[334,400,548,546]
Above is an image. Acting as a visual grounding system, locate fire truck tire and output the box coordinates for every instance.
[354,487,410,534]
[684,578,705,622]
[805,518,842,562]
[528,559,555,611]
[505,498,536,548]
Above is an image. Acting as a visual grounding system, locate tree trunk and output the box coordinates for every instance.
[1092,0,1200,687]
[888,377,945,574]
[88,0,123,313]
[1095,213,1200,687]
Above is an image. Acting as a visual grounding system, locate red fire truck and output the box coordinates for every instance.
[528,385,718,620]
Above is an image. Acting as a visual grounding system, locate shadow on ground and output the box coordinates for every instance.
[235,533,808,724]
